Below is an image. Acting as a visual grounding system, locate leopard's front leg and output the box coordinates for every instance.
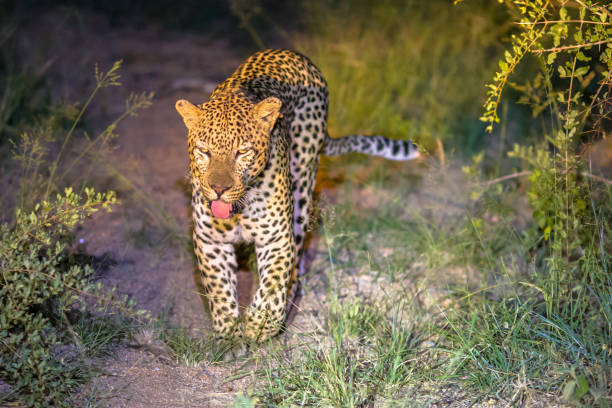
[193,235,240,337]
[244,223,295,341]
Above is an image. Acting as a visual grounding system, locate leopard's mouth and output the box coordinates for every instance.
[208,200,232,219]
[207,199,245,219]
[194,189,244,219]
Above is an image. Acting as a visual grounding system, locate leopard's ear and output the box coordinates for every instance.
[175,99,202,129]
[253,97,281,132]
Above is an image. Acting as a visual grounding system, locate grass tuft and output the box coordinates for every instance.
[254,292,428,407]
[293,0,511,155]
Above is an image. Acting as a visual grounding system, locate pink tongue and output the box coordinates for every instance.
[211,200,232,219]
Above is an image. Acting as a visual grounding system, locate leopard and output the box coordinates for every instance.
[175,49,420,342]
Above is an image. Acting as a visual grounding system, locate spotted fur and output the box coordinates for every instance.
[175,49,419,342]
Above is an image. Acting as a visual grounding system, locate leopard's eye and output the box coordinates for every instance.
[236,147,252,158]
[195,147,210,160]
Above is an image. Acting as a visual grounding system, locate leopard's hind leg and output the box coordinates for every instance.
[287,89,328,313]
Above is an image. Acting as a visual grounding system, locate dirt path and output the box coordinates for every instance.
[64,23,258,407]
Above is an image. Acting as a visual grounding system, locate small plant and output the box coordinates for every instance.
[256,298,423,407]
[9,61,153,212]
[162,327,239,365]
[0,188,117,406]
[1,53,153,405]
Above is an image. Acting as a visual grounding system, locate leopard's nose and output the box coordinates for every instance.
[210,184,232,196]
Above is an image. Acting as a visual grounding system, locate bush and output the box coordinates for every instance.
[0,188,115,406]
[446,1,612,404]
[481,0,611,286]
[1,44,152,404]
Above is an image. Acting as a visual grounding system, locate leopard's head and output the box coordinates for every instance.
[176,92,281,219]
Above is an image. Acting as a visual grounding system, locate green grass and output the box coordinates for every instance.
[69,312,134,358]
[291,0,513,155]
[234,164,611,406]
[162,328,217,366]
[161,327,245,365]
[254,298,427,407]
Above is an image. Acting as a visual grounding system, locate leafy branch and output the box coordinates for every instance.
[480,0,551,133]
[479,0,612,133]
[532,38,611,54]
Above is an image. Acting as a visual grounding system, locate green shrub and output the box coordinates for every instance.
[445,1,612,404]
[481,0,611,290]
[0,188,116,406]
[1,49,152,404]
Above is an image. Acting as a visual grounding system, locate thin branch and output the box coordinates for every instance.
[582,172,612,186]
[574,0,612,19]
[518,19,611,25]
[483,1,551,132]
[484,171,531,186]
[436,138,445,168]
[583,70,612,123]
[565,46,580,257]
[483,171,612,187]
[45,84,100,200]
[531,39,611,54]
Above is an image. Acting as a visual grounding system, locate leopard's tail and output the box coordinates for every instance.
[322,133,420,161]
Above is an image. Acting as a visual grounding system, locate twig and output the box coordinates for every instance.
[518,20,610,25]
[484,171,531,186]
[483,170,612,186]
[484,1,551,131]
[531,39,611,54]
[436,138,445,167]
[583,70,612,123]
[574,0,612,19]
[582,171,612,186]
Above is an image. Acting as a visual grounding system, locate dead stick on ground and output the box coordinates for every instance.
[436,138,445,167]
[484,170,612,187]
[484,171,531,186]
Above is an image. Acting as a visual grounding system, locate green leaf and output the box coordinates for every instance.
[558,65,567,77]
[574,66,589,77]
[544,225,552,240]
[559,7,567,21]
[574,375,589,399]
[547,52,557,64]
[574,30,583,44]
[576,51,591,62]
